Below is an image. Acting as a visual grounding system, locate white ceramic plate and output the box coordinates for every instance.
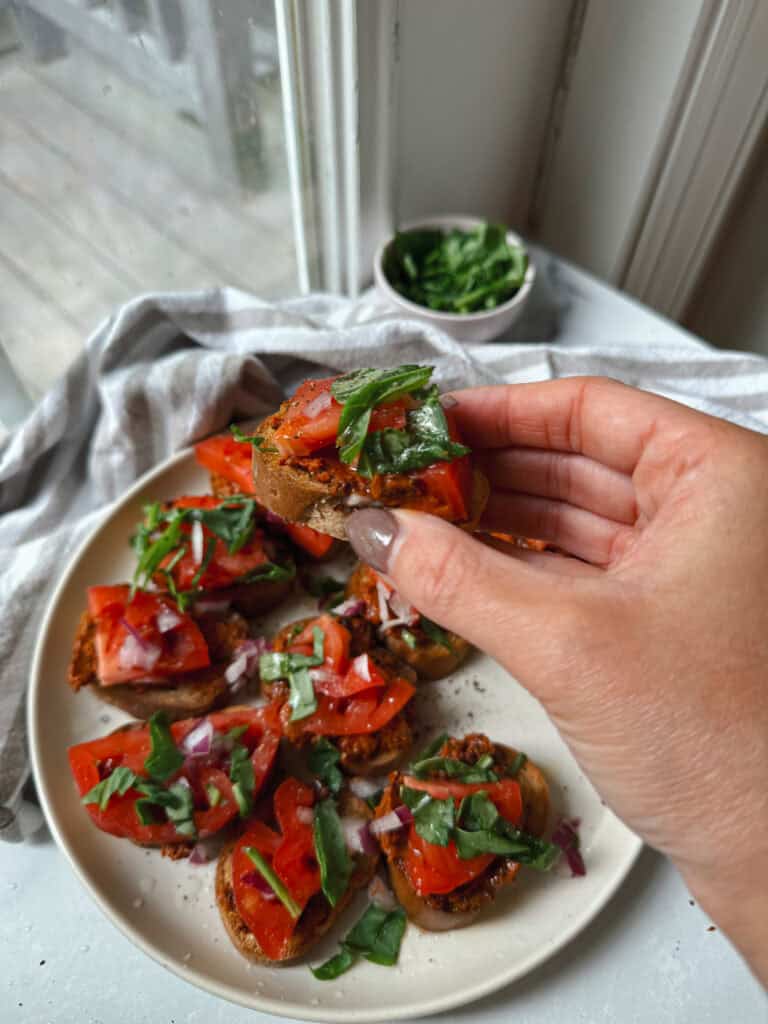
[29,449,642,1022]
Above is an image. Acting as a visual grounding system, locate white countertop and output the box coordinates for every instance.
[4,253,766,1022]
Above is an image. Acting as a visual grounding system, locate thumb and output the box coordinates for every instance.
[345,508,584,679]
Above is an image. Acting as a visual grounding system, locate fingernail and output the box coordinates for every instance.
[346,508,399,573]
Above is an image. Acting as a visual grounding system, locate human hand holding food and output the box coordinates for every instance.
[346,376,768,984]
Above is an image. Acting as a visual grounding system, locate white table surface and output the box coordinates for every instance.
[3,251,766,1023]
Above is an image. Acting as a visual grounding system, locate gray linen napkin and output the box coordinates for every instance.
[4,283,768,841]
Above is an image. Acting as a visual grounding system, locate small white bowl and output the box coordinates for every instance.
[373,214,535,344]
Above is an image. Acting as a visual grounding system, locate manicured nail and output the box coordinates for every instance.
[346,508,399,573]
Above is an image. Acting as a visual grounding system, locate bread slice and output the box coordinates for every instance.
[68,608,250,721]
[216,789,378,964]
[377,738,550,932]
[250,411,489,541]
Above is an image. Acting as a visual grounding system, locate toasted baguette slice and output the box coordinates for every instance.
[216,790,378,964]
[378,736,550,932]
[68,609,249,721]
[250,411,489,540]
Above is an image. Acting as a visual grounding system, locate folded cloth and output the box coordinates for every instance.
[3,283,768,841]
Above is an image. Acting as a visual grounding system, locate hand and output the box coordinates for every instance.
[347,377,768,983]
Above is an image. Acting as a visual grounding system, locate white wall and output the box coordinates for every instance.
[536,0,705,282]
[685,131,768,354]
[394,0,573,232]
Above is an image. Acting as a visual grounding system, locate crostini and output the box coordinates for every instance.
[248,365,489,539]
[373,733,558,931]
[261,613,416,776]
[344,562,472,681]
[68,705,282,849]
[216,777,378,963]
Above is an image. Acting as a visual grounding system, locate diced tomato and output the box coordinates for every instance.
[232,779,320,960]
[282,522,335,559]
[193,435,255,494]
[158,496,272,592]
[87,585,210,685]
[404,831,495,896]
[412,456,472,520]
[292,614,350,675]
[67,706,281,844]
[298,677,415,736]
[401,776,523,826]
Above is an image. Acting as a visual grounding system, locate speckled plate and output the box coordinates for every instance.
[28,448,642,1022]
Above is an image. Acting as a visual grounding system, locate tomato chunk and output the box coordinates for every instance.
[282,522,335,559]
[68,706,281,844]
[87,585,210,685]
[194,435,255,494]
[298,677,415,736]
[232,779,320,960]
[292,614,350,675]
[401,776,523,826]
[404,831,494,896]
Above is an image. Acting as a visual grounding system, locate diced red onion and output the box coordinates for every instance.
[350,653,371,682]
[118,632,161,671]
[296,806,315,826]
[119,616,148,648]
[303,390,333,419]
[175,776,191,791]
[188,833,227,865]
[193,598,231,616]
[379,616,416,634]
[368,875,397,911]
[191,520,204,566]
[375,580,392,624]
[309,667,344,688]
[439,394,458,410]
[344,493,371,508]
[225,653,248,685]
[369,806,411,836]
[388,590,419,625]
[330,597,365,617]
[180,719,214,757]
[551,817,586,877]
[156,605,183,633]
[241,871,277,898]
[358,823,379,857]
[349,776,382,799]
[341,816,368,853]
[264,509,286,528]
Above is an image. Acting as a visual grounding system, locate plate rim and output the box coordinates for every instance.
[28,446,643,1023]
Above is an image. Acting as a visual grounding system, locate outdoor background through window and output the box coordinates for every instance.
[0,0,299,417]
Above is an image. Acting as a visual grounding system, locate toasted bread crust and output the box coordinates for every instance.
[216,790,378,963]
[377,736,550,931]
[250,411,489,540]
[67,609,250,720]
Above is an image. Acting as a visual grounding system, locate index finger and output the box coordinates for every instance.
[448,376,701,474]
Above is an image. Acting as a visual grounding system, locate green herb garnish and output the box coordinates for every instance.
[383,223,528,314]
[308,738,344,795]
[508,752,527,777]
[399,628,418,650]
[313,797,352,907]
[144,712,184,782]
[409,754,497,784]
[259,627,325,722]
[229,740,256,817]
[311,903,407,980]
[243,847,302,918]
[401,786,454,846]
[303,574,346,606]
[420,616,455,652]
[81,766,137,811]
[230,424,265,448]
[410,732,449,766]
[453,791,558,868]
[134,779,196,837]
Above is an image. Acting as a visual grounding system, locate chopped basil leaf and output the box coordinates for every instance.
[288,666,317,721]
[239,560,296,584]
[259,627,325,722]
[401,786,454,846]
[313,797,352,907]
[420,616,455,652]
[134,779,196,838]
[399,628,418,650]
[205,783,222,807]
[230,423,265,448]
[409,755,497,784]
[190,536,217,588]
[311,903,407,979]
[454,821,559,869]
[229,741,255,817]
[456,790,499,831]
[311,945,356,981]
[508,752,527,777]
[308,738,343,795]
[82,766,137,811]
[410,732,448,765]
[243,847,302,918]
[144,712,184,782]
[331,365,435,465]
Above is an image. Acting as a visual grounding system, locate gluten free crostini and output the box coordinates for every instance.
[68,705,282,849]
[216,777,379,963]
[373,733,557,931]
[248,365,489,539]
[262,613,416,776]
[344,562,472,681]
